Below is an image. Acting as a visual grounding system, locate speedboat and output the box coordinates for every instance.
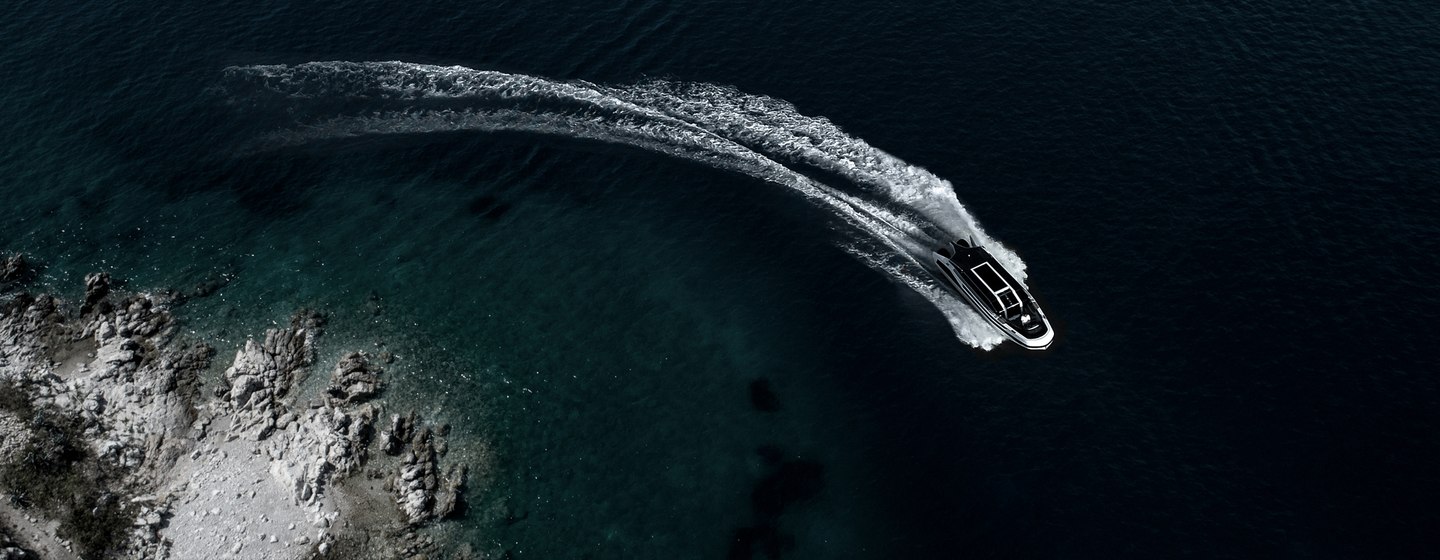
[934,238,1053,350]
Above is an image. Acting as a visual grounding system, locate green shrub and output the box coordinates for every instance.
[0,398,134,558]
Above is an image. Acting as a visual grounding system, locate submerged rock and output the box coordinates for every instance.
[748,378,781,412]
[754,444,784,467]
[726,446,824,560]
[188,275,230,299]
[727,524,793,560]
[751,458,824,518]
[0,254,34,288]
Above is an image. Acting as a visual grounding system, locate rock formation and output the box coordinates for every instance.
[328,352,384,403]
[81,271,111,315]
[0,259,480,559]
[221,323,313,441]
[0,255,33,289]
[385,413,467,525]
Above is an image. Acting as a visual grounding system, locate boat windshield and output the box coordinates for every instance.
[997,289,1020,311]
[992,289,1019,320]
[970,263,1009,293]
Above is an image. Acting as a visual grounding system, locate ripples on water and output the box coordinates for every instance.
[218,60,1033,349]
[2,1,1439,558]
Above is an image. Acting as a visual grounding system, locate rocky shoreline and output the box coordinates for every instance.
[0,254,477,559]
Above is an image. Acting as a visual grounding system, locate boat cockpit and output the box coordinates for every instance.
[969,262,1023,320]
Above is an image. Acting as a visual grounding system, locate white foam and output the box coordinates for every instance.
[222,61,1020,349]
[612,80,1027,282]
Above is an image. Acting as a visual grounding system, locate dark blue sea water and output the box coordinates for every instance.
[3,1,1439,558]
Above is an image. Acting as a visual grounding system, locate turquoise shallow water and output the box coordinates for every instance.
[4,131,883,557]
[4,1,1440,558]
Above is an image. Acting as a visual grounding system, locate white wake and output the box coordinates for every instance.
[220,61,1022,349]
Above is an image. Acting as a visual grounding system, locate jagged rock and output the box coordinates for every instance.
[220,326,313,440]
[82,272,111,315]
[255,348,382,506]
[0,275,206,558]
[389,415,468,525]
[326,352,383,403]
[1,271,475,559]
[97,338,141,367]
[0,254,34,288]
[382,412,416,456]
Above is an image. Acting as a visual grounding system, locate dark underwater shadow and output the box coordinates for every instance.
[160,127,837,233]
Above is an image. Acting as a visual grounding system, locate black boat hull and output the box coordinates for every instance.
[934,239,1053,350]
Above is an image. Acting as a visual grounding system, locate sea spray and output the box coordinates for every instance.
[219,61,1017,349]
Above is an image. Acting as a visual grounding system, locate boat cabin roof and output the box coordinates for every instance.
[970,262,1023,318]
[971,262,1008,293]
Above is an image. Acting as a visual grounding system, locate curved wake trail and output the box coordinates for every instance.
[219,61,1015,349]
[611,81,1024,273]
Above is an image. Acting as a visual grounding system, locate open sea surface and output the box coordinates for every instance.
[2,1,1438,558]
